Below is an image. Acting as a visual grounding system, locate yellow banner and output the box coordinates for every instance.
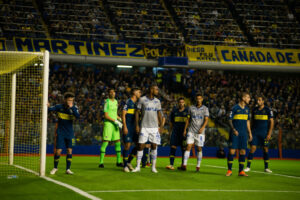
[217,46,300,66]
[13,38,145,58]
[185,44,217,62]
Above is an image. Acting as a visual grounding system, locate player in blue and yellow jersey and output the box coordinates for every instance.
[122,88,141,172]
[245,95,274,173]
[226,92,252,177]
[166,97,188,170]
[48,92,80,175]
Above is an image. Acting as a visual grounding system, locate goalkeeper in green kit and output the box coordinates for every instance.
[99,88,123,168]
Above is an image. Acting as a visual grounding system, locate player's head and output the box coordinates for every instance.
[195,93,203,106]
[108,88,115,99]
[256,95,265,107]
[178,97,185,109]
[240,92,250,104]
[131,87,141,99]
[149,83,159,96]
[64,92,75,106]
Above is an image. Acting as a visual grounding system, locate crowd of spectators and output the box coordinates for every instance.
[168,0,248,46]
[47,63,300,149]
[232,0,300,49]
[1,0,299,48]
[107,0,183,46]
[0,0,46,39]
[38,0,118,42]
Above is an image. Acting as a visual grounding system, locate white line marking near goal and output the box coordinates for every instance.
[13,165,101,200]
[87,189,300,193]
[203,164,300,180]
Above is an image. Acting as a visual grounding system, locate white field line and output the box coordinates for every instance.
[87,189,300,193]
[202,164,300,179]
[12,165,102,200]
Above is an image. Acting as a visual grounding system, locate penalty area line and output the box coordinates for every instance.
[87,189,300,193]
[13,164,101,200]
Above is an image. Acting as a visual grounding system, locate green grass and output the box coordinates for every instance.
[1,156,300,200]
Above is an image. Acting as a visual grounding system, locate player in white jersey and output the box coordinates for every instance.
[132,84,164,173]
[179,93,209,172]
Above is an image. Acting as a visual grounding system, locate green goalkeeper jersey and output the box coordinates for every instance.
[104,98,118,123]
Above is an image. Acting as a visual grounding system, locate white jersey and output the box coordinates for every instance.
[188,105,209,134]
[137,96,161,128]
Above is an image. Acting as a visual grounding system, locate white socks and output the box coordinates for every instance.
[197,151,203,168]
[151,148,157,169]
[136,150,143,169]
[183,151,190,165]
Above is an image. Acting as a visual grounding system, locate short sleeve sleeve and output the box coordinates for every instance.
[104,100,109,113]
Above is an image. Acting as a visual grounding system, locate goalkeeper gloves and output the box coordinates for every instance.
[114,119,123,129]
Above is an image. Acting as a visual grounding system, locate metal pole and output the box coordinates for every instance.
[40,51,49,176]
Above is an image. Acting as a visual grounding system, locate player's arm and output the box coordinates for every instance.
[183,115,190,137]
[158,110,163,134]
[199,108,209,134]
[135,109,140,133]
[247,120,252,142]
[199,116,209,134]
[169,109,174,133]
[122,105,128,135]
[103,100,115,122]
[48,104,58,112]
[229,108,238,136]
[70,105,80,119]
[267,109,274,141]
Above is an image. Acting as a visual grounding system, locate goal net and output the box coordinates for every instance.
[0,51,49,177]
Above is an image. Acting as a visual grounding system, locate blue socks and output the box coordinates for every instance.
[247,152,254,168]
[170,148,176,166]
[239,154,245,172]
[66,154,72,170]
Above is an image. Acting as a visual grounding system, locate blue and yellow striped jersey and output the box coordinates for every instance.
[229,104,250,135]
[123,98,136,127]
[252,106,273,135]
[48,104,80,139]
[170,106,188,131]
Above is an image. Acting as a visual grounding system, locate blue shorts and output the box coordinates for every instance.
[122,126,138,143]
[170,131,185,147]
[55,134,74,149]
[229,132,248,150]
[251,132,269,147]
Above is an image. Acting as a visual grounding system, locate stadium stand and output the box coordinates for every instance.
[231,0,300,48]
[38,0,118,41]
[105,0,183,45]
[0,0,47,39]
[166,0,248,46]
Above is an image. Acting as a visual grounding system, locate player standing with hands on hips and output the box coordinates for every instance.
[49,92,80,175]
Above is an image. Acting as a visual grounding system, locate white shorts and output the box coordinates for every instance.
[186,132,205,147]
[138,128,161,145]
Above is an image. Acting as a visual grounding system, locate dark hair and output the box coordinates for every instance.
[108,88,115,93]
[131,87,140,95]
[240,92,249,100]
[148,83,158,92]
[178,97,185,102]
[64,92,75,99]
[195,93,203,98]
[256,95,265,102]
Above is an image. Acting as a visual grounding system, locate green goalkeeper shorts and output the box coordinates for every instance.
[103,122,120,141]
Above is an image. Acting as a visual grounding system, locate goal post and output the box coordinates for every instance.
[0,51,49,177]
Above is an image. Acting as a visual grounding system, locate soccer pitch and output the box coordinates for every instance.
[1,156,300,200]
